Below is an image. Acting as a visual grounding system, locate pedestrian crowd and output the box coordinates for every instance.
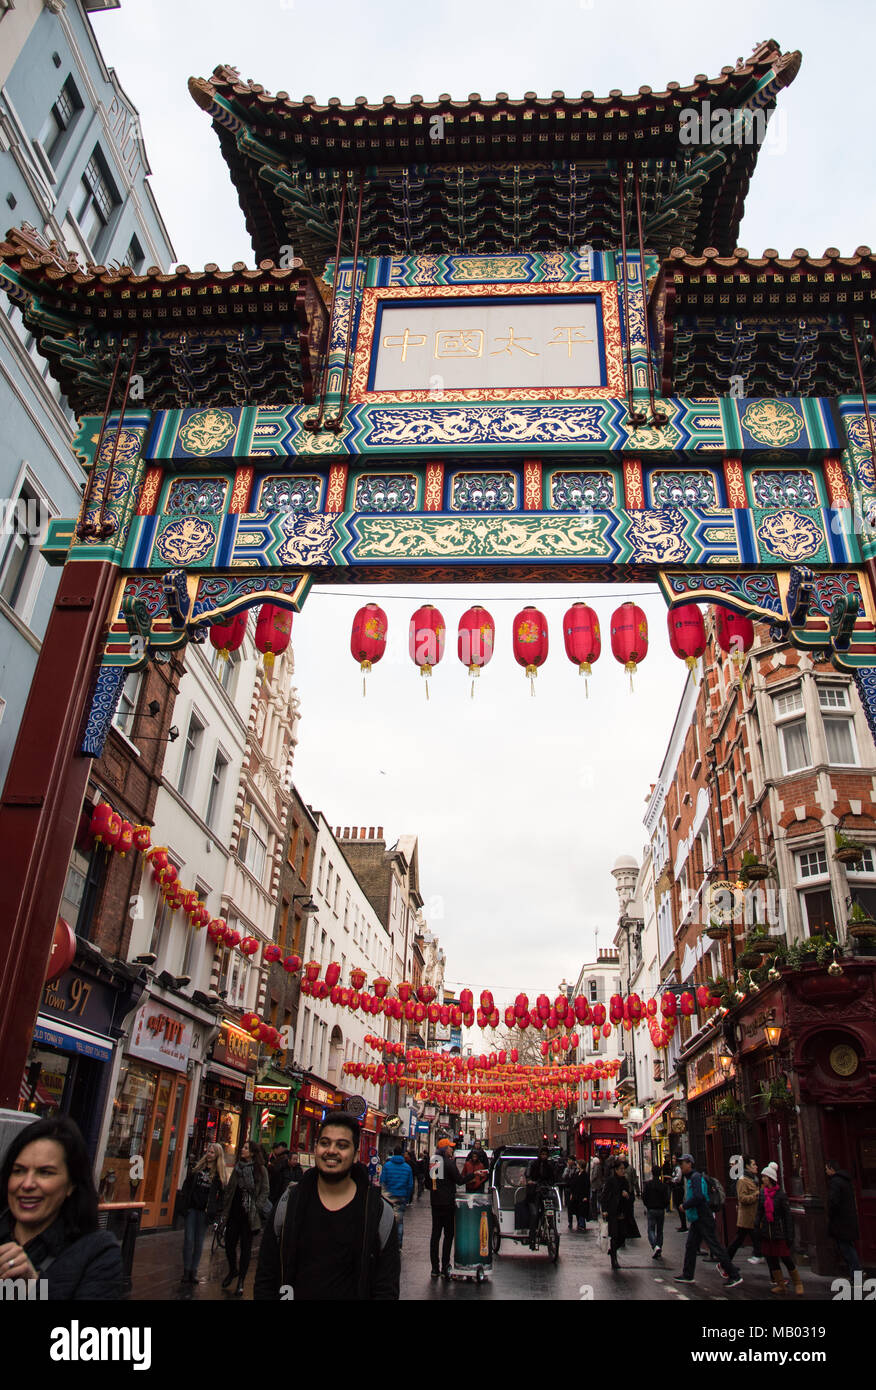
[0,1115,865,1300]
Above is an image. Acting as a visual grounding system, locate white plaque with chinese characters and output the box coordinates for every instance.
[371,297,604,392]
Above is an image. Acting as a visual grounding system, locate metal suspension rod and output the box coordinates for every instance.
[95,332,141,537]
[304,170,348,432]
[849,314,876,482]
[617,162,645,426]
[632,161,663,425]
[77,336,125,539]
[326,170,365,433]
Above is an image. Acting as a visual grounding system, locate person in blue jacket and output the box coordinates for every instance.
[673,1153,742,1288]
[380,1146,415,1249]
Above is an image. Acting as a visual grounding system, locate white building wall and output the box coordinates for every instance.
[298,814,394,1111]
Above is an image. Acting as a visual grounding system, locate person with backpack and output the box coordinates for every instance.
[754,1162,803,1295]
[673,1154,742,1287]
[380,1145,414,1249]
[253,1111,400,1299]
[642,1167,671,1259]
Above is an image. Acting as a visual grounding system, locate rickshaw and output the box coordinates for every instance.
[489,1147,562,1262]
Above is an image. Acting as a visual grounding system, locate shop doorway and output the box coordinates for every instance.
[821,1103,876,1265]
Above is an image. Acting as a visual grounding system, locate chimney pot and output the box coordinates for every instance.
[369,826,375,838]
[352,827,358,838]
[343,826,350,838]
[360,826,366,838]
[378,826,383,838]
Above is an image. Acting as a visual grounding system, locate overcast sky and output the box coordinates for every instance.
[91,0,875,1005]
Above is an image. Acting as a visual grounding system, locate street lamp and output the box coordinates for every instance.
[718,1049,734,1076]
[764,1019,783,1050]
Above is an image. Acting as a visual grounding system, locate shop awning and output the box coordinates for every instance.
[631,1097,674,1142]
[33,1017,114,1063]
[206,1062,249,1089]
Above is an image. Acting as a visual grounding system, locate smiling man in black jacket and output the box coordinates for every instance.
[254,1111,399,1300]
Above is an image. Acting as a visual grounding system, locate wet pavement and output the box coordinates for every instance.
[128,1195,844,1302]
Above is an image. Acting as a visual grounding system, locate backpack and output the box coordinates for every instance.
[703,1173,725,1212]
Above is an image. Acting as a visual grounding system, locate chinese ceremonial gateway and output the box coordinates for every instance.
[3,37,876,1115]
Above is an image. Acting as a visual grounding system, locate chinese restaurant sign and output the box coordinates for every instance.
[371,298,604,392]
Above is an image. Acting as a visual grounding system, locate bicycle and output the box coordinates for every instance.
[534,1184,560,1263]
[210,1219,226,1257]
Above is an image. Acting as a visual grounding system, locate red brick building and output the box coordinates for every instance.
[661,611,876,1273]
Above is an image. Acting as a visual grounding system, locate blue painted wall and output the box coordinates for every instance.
[0,0,175,786]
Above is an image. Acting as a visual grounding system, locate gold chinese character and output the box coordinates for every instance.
[490,327,538,357]
[381,328,427,361]
[546,326,595,357]
[434,329,484,358]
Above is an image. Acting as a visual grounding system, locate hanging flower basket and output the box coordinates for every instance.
[848,920,876,939]
[835,831,866,865]
[705,920,731,940]
[740,850,771,882]
[737,950,763,969]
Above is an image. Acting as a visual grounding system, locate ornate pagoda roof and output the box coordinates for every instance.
[0,226,328,412]
[653,244,876,396]
[188,40,800,268]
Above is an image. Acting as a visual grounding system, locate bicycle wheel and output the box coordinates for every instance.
[545,1213,560,1263]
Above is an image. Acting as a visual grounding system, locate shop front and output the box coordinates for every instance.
[292,1080,337,1157]
[101,997,192,1228]
[253,1082,294,1148]
[574,1115,626,1165]
[735,962,876,1273]
[20,950,142,1161]
[194,1020,258,1159]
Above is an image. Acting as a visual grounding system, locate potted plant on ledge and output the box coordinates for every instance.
[705,917,732,941]
[834,829,867,865]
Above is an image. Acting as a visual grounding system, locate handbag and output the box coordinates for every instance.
[597,1217,609,1254]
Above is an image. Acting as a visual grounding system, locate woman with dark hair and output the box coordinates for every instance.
[221,1139,269,1296]
[601,1156,634,1271]
[0,1116,122,1299]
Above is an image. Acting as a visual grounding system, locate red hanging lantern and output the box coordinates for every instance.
[304,959,321,983]
[225,927,242,950]
[667,604,707,682]
[351,603,388,695]
[680,990,696,1017]
[132,824,152,854]
[714,605,755,675]
[116,820,134,856]
[459,989,473,1012]
[264,944,283,964]
[282,953,302,974]
[512,606,549,695]
[457,605,495,697]
[661,992,678,1018]
[591,1004,606,1027]
[505,1006,517,1028]
[209,610,247,661]
[563,602,601,695]
[254,603,292,671]
[325,962,341,988]
[349,966,366,990]
[239,936,260,957]
[610,601,648,690]
[409,604,445,697]
[373,977,390,999]
[207,918,227,943]
[90,803,121,848]
[418,984,437,1005]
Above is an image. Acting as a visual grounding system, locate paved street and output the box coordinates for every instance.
[128,1195,843,1302]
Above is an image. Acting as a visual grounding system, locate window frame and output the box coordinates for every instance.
[0,471,55,626]
[177,711,205,802]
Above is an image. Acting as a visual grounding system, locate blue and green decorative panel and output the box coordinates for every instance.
[647,469,723,507]
[353,472,419,511]
[449,471,518,511]
[549,470,619,509]
[256,474,324,510]
[749,469,821,508]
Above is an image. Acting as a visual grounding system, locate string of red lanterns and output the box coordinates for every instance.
[350,602,756,693]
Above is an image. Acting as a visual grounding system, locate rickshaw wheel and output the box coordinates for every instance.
[491,1223,501,1254]
[476,1266,485,1283]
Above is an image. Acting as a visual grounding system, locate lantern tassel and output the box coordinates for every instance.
[686,654,698,685]
[219,647,229,662]
[263,650,275,671]
[625,659,636,694]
